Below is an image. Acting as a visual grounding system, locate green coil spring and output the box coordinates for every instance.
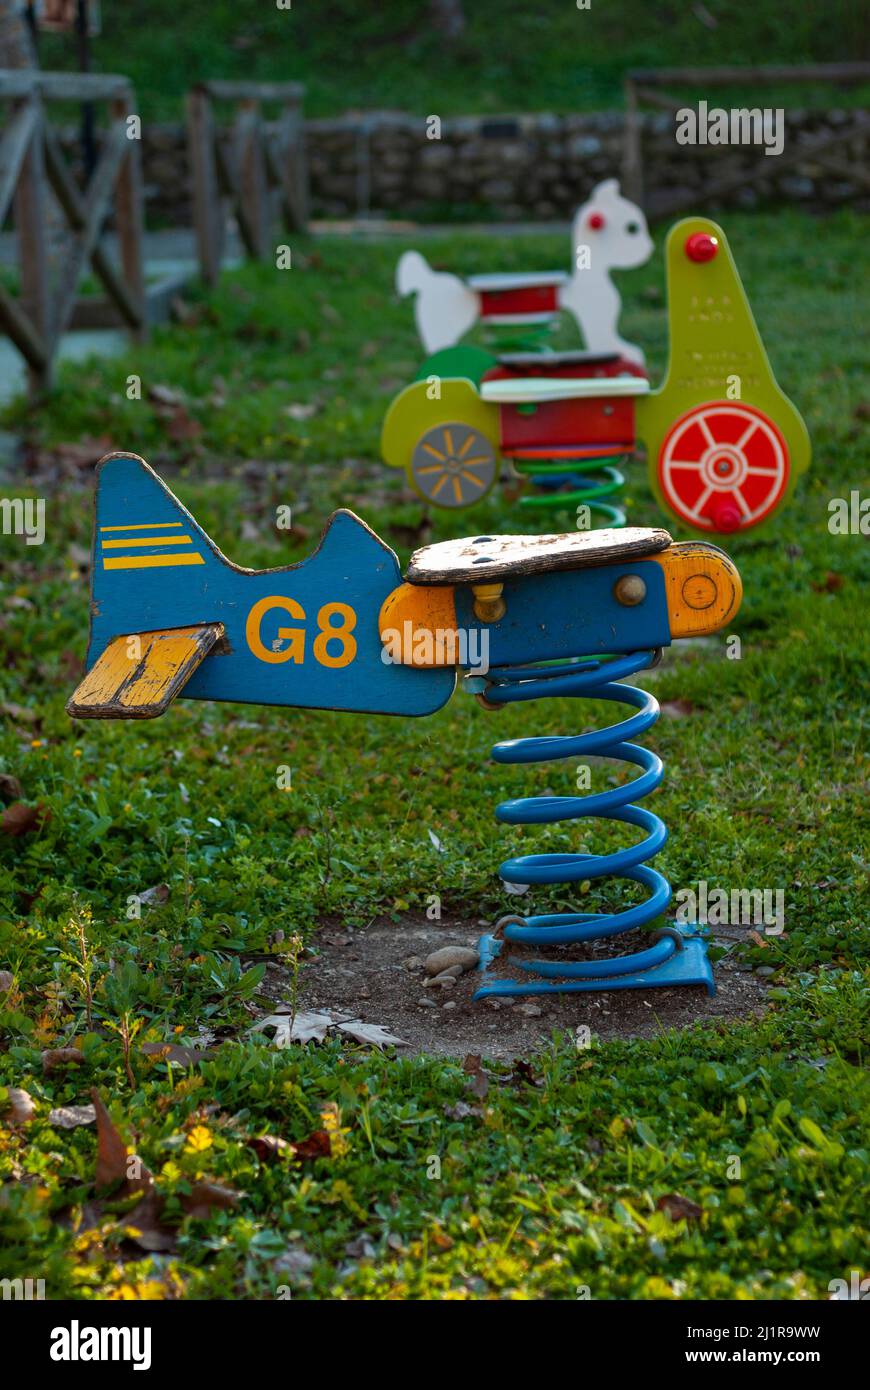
[514,453,629,528]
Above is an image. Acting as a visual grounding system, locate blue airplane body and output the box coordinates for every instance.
[86,454,456,717]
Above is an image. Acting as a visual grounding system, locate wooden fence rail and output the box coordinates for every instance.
[622,63,870,215]
[0,68,145,393]
[187,79,307,286]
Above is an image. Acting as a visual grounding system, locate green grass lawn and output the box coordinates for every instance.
[34,0,870,119]
[0,209,868,1300]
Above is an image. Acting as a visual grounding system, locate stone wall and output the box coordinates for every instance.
[57,108,870,226]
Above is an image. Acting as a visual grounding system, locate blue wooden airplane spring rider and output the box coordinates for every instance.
[68,453,743,999]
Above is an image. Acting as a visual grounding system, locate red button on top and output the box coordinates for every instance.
[685,232,719,263]
[587,212,606,230]
[710,500,741,532]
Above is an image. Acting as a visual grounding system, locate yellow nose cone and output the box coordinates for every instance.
[653,542,742,637]
[378,583,459,667]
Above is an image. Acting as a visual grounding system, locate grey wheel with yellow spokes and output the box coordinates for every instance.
[410,422,497,509]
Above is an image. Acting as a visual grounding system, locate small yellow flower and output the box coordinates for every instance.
[184,1125,213,1154]
[320,1102,349,1156]
[73,748,82,758]
[31,739,42,748]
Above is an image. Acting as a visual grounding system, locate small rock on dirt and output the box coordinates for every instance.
[424,946,479,977]
[425,968,460,988]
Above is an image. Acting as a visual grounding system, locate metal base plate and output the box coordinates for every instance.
[473,924,715,999]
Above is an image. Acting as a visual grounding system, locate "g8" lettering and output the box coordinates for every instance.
[246,597,357,669]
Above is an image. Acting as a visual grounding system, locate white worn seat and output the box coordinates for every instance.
[480,375,651,405]
[406,526,671,585]
[496,350,623,368]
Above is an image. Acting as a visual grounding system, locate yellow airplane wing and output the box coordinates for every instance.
[67,624,224,720]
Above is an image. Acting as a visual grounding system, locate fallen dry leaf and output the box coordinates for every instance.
[291,1129,331,1162]
[49,1103,96,1129]
[138,883,170,906]
[180,1181,240,1219]
[248,1134,294,1163]
[252,1009,408,1050]
[443,1100,480,1121]
[1,801,51,837]
[463,1053,489,1100]
[336,1020,409,1049]
[509,1058,542,1088]
[0,970,14,993]
[656,1192,703,1223]
[811,571,844,594]
[5,1087,35,1124]
[124,1189,176,1253]
[165,408,203,443]
[660,699,696,720]
[147,383,184,406]
[91,1089,152,1196]
[250,1009,333,1046]
[78,1093,238,1249]
[42,1046,86,1074]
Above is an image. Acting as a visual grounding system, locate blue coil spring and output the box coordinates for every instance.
[474,649,692,996]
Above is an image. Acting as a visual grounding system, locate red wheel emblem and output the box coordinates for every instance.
[658,402,790,532]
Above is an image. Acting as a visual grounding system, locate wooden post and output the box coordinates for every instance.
[233,97,268,260]
[43,124,143,331]
[622,75,643,206]
[13,91,49,391]
[0,67,149,397]
[187,85,223,287]
[277,93,308,232]
[111,88,146,341]
[49,115,127,348]
[186,79,308,283]
[0,94,38,223]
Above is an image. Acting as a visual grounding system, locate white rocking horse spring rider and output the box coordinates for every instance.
[395,180,653,366]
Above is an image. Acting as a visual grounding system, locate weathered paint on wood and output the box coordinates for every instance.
[68,456,746,719]
[387,539,742,667]
[0,71,147,393]
[185,80,307,286]
[406,527,671,585]
[67,624,225,719]
[650,542,743,638]
[75,454,455,719]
